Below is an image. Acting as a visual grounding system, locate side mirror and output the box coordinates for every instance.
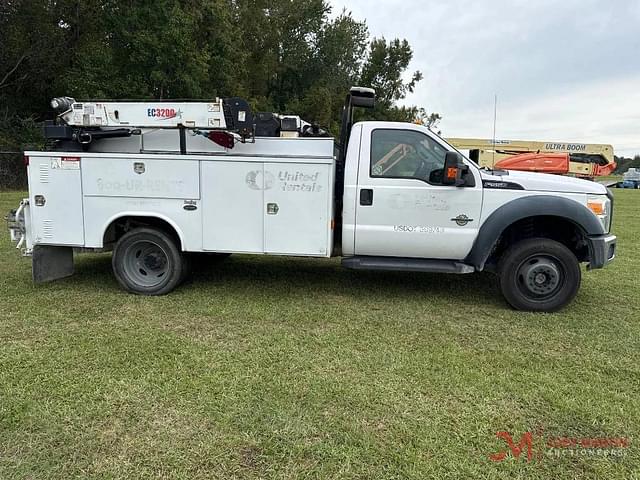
[442,151,468,186]
[349,86,376,108]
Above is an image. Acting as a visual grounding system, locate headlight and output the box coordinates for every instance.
[587,194,611,232]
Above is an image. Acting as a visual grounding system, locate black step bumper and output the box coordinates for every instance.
[587,234,617,269]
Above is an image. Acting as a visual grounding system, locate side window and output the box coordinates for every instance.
[370,129,448,184]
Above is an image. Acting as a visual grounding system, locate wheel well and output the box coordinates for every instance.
[103,216,182,250]
[486,216,589,269]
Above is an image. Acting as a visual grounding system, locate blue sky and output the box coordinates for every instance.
[330,0,640,156]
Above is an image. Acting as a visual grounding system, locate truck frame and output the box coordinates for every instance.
[7,88,617,312]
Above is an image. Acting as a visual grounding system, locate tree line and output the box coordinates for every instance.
[0,0,431,155]
[614,155,640,175]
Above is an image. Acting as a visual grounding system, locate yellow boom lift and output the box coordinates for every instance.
[446,138,616,178]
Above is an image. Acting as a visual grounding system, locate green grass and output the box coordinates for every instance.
[598,175,623,184]
[1,190,639,479]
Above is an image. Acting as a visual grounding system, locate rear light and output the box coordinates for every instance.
[207,131,235,149]
[23,155,29,166]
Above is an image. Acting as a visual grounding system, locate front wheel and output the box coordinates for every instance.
[112,227,186,295]
[498,238,581,312]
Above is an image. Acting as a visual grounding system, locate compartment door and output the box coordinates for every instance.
[81,157,200,199]
[201,161,264,253]
[28,156,85,246]
[264,163,331,256]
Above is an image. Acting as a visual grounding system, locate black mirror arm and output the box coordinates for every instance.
[457,163,476,187]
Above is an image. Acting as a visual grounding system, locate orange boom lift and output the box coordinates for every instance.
[446,138,616,178]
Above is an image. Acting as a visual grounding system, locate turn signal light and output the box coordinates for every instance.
[587,200,605,215]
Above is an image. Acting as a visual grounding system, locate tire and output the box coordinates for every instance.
[184,252,231,272]
[204,252,232,263]
[180,252,192,283]
[498,238,581,312]
[112,227,186,295]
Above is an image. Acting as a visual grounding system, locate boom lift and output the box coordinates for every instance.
[446,137,616,178]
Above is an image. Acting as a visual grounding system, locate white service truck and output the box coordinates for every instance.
[7,87,617,311]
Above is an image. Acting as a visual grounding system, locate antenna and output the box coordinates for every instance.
[492,94,498,166]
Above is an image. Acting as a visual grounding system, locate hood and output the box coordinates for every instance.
[480,169,608,194]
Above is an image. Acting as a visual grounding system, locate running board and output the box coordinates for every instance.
[342,256,475,274]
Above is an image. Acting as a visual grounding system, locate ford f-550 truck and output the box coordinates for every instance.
[7,87,616,311]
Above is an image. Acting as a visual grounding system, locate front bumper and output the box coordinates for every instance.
[587,234,617,269]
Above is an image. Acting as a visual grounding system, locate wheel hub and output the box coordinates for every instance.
[519,257,561,296]
[534,272,547,285]
[123,240,170,287]
[141,251,166,271]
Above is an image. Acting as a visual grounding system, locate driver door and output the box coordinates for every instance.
[354,124,482,260]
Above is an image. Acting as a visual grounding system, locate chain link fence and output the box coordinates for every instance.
[0,152,27,190]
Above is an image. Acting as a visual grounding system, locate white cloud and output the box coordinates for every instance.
[329,0,640,157]
[443,75,640,157]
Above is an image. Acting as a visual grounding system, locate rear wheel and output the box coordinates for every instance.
[498,238,581,312]
[112,227,185,295]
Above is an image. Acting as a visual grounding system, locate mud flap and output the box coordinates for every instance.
[32,245,74,283]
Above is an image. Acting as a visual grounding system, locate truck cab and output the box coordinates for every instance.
[342,121,483,260]
[7,87,617,312]
[335,119,616,312]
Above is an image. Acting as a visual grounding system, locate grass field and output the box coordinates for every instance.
[1,190,639,479]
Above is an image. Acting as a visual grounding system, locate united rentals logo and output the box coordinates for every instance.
[147,107,182,120]
[245,170,275,191]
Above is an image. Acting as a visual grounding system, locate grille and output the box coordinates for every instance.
[42,220,53,239]
[39,163,50,183]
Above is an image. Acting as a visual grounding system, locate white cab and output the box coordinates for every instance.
[347,122,483,259]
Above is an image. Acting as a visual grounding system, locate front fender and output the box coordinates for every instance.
[465,195,604,270]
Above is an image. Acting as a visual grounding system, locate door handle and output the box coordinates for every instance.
[266,202,279,215]
[360,189,373,206]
